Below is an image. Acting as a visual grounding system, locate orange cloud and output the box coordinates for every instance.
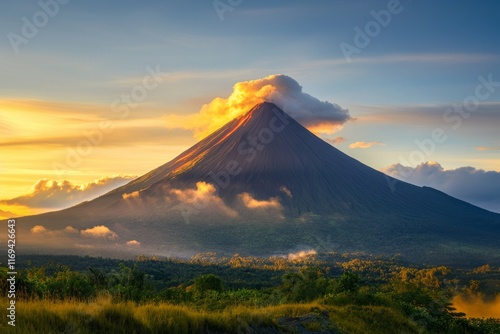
[163,74,350,139]
[63,226,79,234]
[240,193,282,210]
[122,191,141,200]
[122,190,146,210]
[31,225,48,234]
[325,136,346,145]
[30,225,79,237]
[81,225,118,239]
[126,240,141,247]
[307,123,344,135]
[238,193,284,220]
[169,182,238,218]
[476,146,500,151]
[1,176,135,210]
[163,184,287,223]
[348,141,384,149]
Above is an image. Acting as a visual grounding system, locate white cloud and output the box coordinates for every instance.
[383,161,500,213]
[163,74,351,139]
[288,249,317,261]
[280,186,292,198]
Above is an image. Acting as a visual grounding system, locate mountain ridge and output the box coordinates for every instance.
[5,102,500,262]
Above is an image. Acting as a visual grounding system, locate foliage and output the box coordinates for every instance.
[280,267,329,302]
[1,254,499,333]
[109,263,153,302]
[192,274,224,297]
[332,272,361,294]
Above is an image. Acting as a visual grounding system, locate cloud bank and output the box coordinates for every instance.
[164,74,351,139]
[168,182,239,218]
[383,161,500,213]
[122,181,285,222]
[1,176,135,210]
[25,224,121,251]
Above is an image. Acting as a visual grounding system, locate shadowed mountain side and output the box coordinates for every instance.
[5,103,500,263]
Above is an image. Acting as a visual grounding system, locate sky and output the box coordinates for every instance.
[0,0,499,217]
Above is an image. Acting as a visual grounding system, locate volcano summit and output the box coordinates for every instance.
[11,102,500,263]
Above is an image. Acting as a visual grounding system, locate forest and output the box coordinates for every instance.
[0,253,499,333]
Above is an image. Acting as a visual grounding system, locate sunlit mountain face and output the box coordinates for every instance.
[5,103,500,264]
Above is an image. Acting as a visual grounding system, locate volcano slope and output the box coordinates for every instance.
[9,102,500,264]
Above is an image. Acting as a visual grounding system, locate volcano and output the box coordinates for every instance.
[11,102,500,263]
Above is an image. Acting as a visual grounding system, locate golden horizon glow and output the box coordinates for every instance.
[0,98,194,217]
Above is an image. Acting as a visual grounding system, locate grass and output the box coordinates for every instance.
[0,297,426,334]
[329,305,422,334]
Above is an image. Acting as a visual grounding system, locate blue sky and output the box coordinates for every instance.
[2,0,499,103]
[1,0,499,215]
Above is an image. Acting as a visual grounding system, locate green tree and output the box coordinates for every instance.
[154,287,191,304]
[49,268,93,300]
[110,263,149,302]
[280,267,329,302]
[193,274,223,297]
[88,267,107,291]
[333,272,361,294]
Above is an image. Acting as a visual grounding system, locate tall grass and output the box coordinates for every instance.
[0,297,425,334]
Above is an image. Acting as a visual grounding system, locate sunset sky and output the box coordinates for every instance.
[1,0,499,217]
